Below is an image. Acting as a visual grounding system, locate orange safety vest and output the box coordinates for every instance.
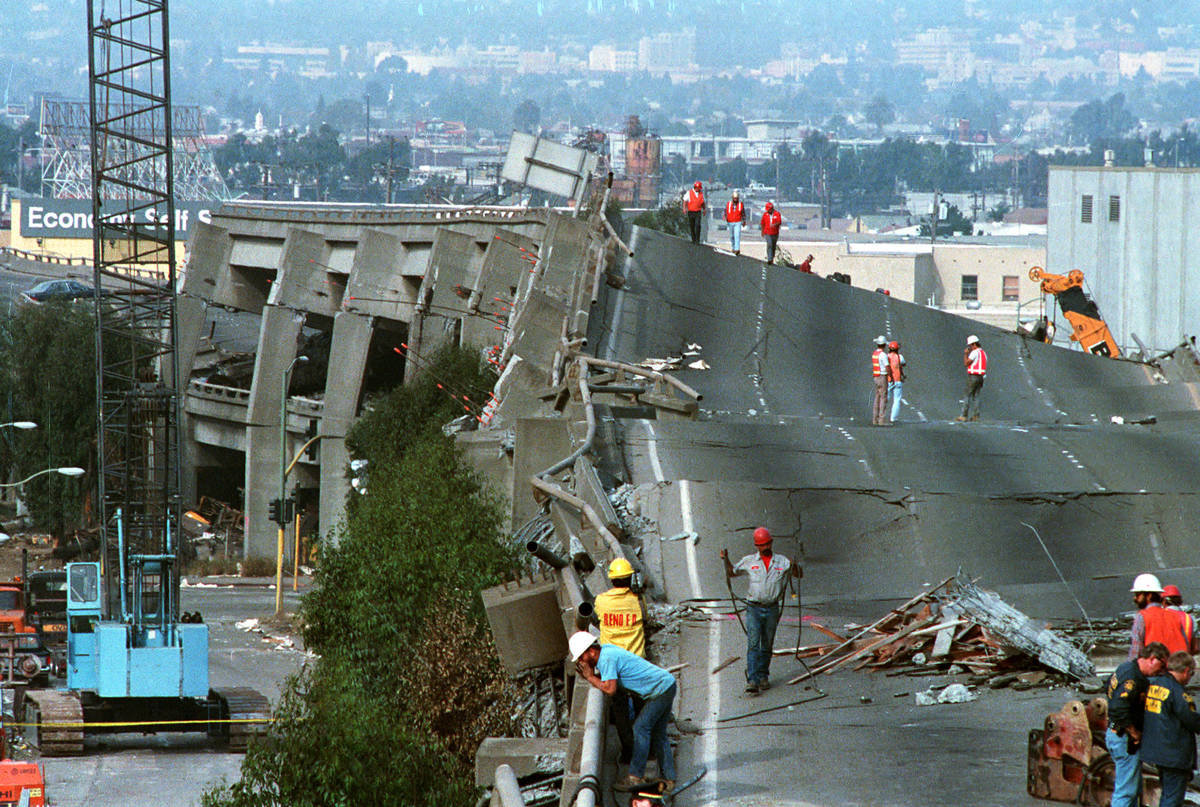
[686,188,705,212]
[1144,605,1190,654]
[967,347,988,375]
[725,200,744,222]
[871,348,888,377]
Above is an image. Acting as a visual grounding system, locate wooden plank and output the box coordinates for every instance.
[808,623,849,643]
[787,613,941,684]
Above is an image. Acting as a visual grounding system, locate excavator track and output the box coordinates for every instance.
[23,689,84,756]
[211,687,270,752]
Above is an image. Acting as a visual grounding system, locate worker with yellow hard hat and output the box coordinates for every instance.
[593,555,647,767]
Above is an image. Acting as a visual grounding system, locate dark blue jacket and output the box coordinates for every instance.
[1107,659,1150,735]
[1141,674,1200,770]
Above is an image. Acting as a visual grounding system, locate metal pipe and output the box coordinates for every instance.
[493,764,526,807]
[574,601,594,631]
[527,541,568,570]
[529,476,623,561]
[574,688,606,807]
[576,355,703,401]
[586,384,648,396]
[536,358,595,479]
[117,507,129,622]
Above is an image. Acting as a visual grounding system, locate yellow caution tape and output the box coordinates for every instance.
[8,717,272,728]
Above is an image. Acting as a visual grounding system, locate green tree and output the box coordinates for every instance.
[512,99,541,133]
[0,303,95,537]
[863,95,895,134]
[632,204,688,238]
[1068,93,1136,146]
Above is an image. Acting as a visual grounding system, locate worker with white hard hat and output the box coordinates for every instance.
[569,630,677,792]
[593,556,647,766]
[870,335,889,425]
[1129,572,1190,659]
[956,334,988,422]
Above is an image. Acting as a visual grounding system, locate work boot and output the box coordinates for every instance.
[955,416,967,422]
[758,678,771,691]
[744,681,760,695]
[661,780,675,794]
[613,775,646,792]
[969,415,980,421]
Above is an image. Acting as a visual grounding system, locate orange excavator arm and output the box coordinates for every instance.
[1028,266,1120,358]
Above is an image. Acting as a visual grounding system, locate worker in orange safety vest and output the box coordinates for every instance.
[724,191,745,255]
[1163,584,1199,653]
[871,335,889,425]
[684,181,706,244]
[1130,573,1192,659]
[760,201,782,265]
[956,334,988,422]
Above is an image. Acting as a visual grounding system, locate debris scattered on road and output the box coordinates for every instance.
[788,573,1093,686]
[687,359,710,370]
[711,655,740,674]
[235,618,259,631]
[661,530,698,544]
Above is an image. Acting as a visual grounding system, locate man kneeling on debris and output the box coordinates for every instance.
[1106,641,1169,807]
[570,631,676,792]
[1142,651,1200,807]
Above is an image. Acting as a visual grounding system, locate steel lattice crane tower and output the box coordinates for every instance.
[21,0,268,755]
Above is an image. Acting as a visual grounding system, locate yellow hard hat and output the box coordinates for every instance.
[609,557,634,578]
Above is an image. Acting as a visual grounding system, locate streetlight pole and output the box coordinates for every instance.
[276,355,308,616]
[0,466,85,488]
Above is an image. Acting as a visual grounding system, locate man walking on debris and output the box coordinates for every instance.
[570,631,677,792]
[720,527,800,694]
[1141,651,1200,807]
[871,335,889,425]
[594,557,646,763]
[684,181,706,244]
[725,190,745,255]
[1130,573,1191,658]
[760,201,782,265]
[1106,641,1169,807]
[956,334,987,422]
[1163,585,1198,653]
[887,340,906,423]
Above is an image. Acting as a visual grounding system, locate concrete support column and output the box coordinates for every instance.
[243,305,305,558]
[177,293,208,507]
[318,311,374,545]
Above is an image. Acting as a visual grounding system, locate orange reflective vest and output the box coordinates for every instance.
[725,200,744,222]
[967,347,988,375]
[686,188,705,212]
[872,348,888,377]
[1144,605,1190,654]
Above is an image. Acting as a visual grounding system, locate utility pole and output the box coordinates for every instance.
[364,94,370,147]
[387,136,395,203]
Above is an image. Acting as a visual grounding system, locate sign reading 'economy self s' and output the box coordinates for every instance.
[20,198,218,239]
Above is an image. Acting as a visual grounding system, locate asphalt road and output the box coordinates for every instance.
[588,227,1200,806]
[30,581,308,807]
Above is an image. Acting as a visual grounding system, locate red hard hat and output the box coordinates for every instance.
[1164,584,1182,598]
[753,527,772,546]
[888,341,899,350]
[764,201,773,210]
[693,181,702,189]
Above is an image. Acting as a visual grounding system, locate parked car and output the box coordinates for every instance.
[19,279,99,304]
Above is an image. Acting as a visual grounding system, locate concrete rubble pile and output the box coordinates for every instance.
[789,573,1093,688]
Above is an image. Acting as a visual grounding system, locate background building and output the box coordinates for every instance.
[1048,165,1200,353]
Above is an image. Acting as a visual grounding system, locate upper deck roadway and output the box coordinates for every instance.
[587,227,1200,806]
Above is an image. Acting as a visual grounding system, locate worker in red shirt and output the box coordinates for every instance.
[887,340,906,423]
[683,181,706,244]
[1164,585,1199,653]
[797,254,814,274]
[724,190,745,255]
[760,201,782,265]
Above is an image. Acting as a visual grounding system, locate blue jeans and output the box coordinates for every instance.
[746,603,781,684]
[888,380,903,422]
[630,683,676,782]
[728,221,742,252]
[1106,727,1140,807]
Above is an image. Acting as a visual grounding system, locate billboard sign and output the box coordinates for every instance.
[18,198,219,240]
[500,132,598,202]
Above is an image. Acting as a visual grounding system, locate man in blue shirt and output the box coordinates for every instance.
[1142,651,1200,807]
[570,631,676,792]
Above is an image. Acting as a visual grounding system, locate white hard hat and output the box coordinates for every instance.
[874,335,887,346]
[568,631,598,661]
[966,335,980,344]
[1131,573,1164,593]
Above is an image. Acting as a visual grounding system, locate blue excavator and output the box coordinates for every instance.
[21,0,268,755]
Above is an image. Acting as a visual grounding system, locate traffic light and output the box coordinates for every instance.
[304,419,319,460]
[284,497,297,523]
[268,497,282,525]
